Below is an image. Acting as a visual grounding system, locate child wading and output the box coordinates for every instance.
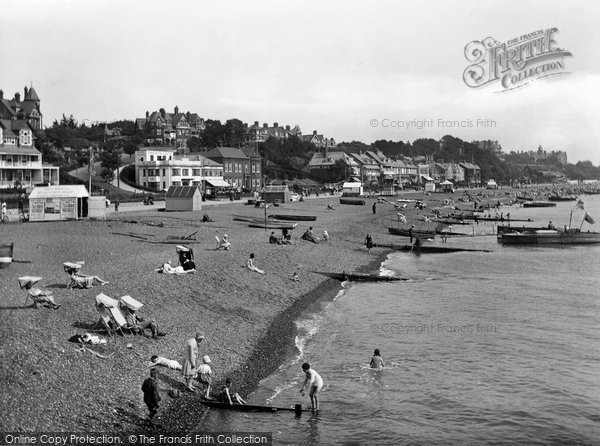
[299,362,323,411]
[369,349,385,369]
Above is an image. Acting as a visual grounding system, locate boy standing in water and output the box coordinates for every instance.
[369,349,385,369]
[299,362,323,411]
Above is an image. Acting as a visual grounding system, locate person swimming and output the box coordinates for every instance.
[369,349,385,369]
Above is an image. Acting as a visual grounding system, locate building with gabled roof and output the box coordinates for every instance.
[206,146,262,191]
[0,85,42,130]
[136,106,205,148]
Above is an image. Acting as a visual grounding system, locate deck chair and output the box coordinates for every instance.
[95,293,133,336]
[18,276,60,309]
[64,262,84,288]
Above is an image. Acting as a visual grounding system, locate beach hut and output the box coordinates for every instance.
[261,185,290,204]
[28,185,90,222]
[165,186,202,212]
[342,182,363,197]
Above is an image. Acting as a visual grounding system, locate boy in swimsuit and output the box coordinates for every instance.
[299,362,323,411]
[369,349,385,369]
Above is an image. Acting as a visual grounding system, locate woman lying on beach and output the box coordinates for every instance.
[155,261,196,275]
[68,273,109,289]
[246,253,266,274]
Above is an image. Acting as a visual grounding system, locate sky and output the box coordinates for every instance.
[2,0,600,164]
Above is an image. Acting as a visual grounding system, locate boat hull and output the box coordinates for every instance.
[269,214,317,221]
[202,400,300,412]
[523,201,556,208]
[248,222,298,230]
[500,230,600,245]
[0,243,14,268]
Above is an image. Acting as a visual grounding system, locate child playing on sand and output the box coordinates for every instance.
[218,378,247,405]
[291,271,300,282]
[197,355,213,398]
[149,355,182,370]
[369,349,385,369]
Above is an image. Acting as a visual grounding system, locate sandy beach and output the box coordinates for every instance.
[0,194,410,432]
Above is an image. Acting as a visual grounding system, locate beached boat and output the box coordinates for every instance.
[500,229,600,245]
[376,243,491,253]
[248,222,298,230]
[548,195,577,201]
[522,201,556,208]
[388,227,436,237]
[317,271,407,282]
[339,198,365,205]
[0,243,14,268]
[202,400,304,413]
[268,214,317,221]
[233,215,265,223]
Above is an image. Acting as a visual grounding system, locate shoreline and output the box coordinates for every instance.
[0,189,518,433]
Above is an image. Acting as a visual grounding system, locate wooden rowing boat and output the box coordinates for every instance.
[316,271,408,282]
[0,243,14,268]
[202,400,303,413]
[522,201,556,208]
[248,222,298,230]
[339,198,365,205]
[375,243,491,253]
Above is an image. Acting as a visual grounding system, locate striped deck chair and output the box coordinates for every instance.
[95,293,133,336]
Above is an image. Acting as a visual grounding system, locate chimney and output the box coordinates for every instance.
[285,125,290,131]
[160,108,166,119]
[186,111,190,120]
[174,105,179,115]
[263,123,268,128]
[14,92,20,102]
[273,122,278,128]
[254,121,259,126]
[146,111,149,119]
[0,90,3,100]
[24,86,28,98]
[313,130,317,135]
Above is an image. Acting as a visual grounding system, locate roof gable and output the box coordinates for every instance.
[166,186,200,198]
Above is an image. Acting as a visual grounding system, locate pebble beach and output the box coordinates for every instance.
[0,195,403,432]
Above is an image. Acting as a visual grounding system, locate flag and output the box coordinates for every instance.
[575,199,584,210]
[584,212,595,225]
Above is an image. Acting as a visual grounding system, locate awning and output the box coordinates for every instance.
[420,175,434,181]
[205,179,230,187]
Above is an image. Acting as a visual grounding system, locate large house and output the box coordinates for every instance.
[0,86,59,189]
[308,151,360,177]
[134,147,226,192]
[205,146,262,191]
[459,162,482,186]
[135,107,206,148]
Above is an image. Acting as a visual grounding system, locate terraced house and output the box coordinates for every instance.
[0,86,59,188]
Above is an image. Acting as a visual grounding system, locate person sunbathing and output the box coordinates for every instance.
[69,273,109,289]
[156,261,195,275]
[23,282,60,309]
[246,253,266,274]
[215,234,231,250]
[218,378,247,405]
[148,355,182,370]
[123,306,166,339]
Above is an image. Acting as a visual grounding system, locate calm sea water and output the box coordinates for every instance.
[195,196,600,445]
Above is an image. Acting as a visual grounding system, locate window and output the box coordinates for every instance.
[143,169,147,177]
[193,169,201,176]
[182,169,189,176]
[162,169,165,176]
[172,169,180,176]
[150,155,154,161]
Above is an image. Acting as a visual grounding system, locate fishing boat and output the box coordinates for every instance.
[0,243,14,268]
[202,400,304,413]
[500,229,600,245]
[388,227,436,237]
[522,201,556,208]
[268,214,317,221]
[316,271,407,282]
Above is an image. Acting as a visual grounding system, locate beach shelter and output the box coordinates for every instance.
[261,185,290,204]
[28,185,90,222]
[165,186,202,212]
[439,180,454,192]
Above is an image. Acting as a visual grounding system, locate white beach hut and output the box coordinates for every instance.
[28,185,90,222]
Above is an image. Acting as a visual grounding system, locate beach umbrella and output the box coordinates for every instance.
[18,276,42,289]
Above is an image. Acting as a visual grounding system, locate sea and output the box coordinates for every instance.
[194,195,600,445]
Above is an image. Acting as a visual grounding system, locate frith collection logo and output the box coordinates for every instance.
[463,28,572,91]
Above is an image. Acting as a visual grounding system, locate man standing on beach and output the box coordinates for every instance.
[372,202,377,215]
[142,368,161,424]
[182,332,204,392]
